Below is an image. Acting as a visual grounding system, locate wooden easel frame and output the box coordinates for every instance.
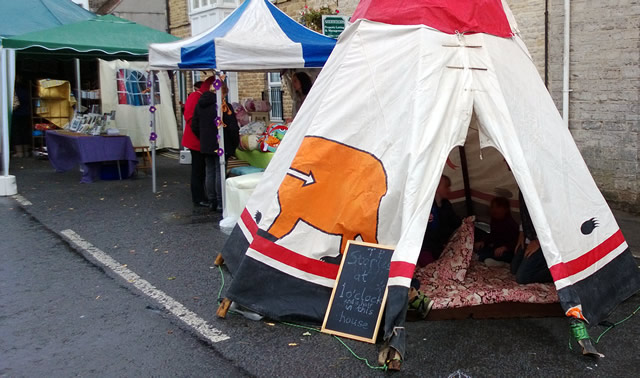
[321,240,395,344]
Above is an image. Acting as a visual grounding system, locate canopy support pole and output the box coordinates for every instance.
[179,71,187,137]
[74,58,81,113]
[0,47,17,195]
[150,70,157,193]
[216,73,226,213]
[458,146,473,216]
[1,48,10,177]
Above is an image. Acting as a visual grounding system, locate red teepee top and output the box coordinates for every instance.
[351,0,513,38]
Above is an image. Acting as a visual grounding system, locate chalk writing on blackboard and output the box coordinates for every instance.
[321,241,395,343]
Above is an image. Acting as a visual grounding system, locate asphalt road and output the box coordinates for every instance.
[0,198,249,377]
[3,156,640,377]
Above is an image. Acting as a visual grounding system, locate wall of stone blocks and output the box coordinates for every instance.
[272,0,358,19]
[166,0,193,132]
[90,0,168,31]
[505,0,547,80]
[545,0,640,211]
[238,73,267,102]
[491,1,640,212]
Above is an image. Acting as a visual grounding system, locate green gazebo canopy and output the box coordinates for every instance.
[2,15,178,58]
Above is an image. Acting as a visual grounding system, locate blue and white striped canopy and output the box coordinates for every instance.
[149,0,337,71]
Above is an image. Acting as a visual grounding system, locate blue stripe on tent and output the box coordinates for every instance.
[263,0,336,67]
[178,0,251,69]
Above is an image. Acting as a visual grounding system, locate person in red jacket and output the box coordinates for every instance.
[183,76,215,207]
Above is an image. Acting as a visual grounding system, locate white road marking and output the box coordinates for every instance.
[12,194,32,206]
[60,229,230,343]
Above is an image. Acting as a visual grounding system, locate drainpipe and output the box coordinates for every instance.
[562,0,571,127]
[544,0,549,88]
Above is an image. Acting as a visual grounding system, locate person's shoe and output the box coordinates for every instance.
[207,202,222,212]
[409,291,433,319]
[195,201,210,208]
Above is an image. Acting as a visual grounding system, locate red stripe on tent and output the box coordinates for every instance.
[549,230,626,281]
[240,208,258,236]
[389,261,415,279]
[351,0,513,38]
[250,234,340,280]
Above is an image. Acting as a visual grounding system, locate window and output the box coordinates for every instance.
[268,72,283,121]
[116,69,160,106]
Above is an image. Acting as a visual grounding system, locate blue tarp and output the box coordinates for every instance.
[0,0,95,39]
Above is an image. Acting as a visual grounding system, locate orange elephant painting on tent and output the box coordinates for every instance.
[267,136,388,254]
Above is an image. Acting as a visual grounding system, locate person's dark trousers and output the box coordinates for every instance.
[478,245,513,263]
[190,150,207,204]
[204,153,222,209]
[511,246,553,284]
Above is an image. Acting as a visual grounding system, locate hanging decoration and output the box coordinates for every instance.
[213,78,223,91]
[212,71,226,157]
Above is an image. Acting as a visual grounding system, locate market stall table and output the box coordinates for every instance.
[45,130,137,183]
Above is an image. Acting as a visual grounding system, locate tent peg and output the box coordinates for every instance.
[217,298,232,319]
[570,319,604,358]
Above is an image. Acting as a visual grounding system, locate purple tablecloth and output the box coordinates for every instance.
[46,131,138,183]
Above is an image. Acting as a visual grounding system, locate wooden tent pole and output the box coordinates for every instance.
[458,146,474,216]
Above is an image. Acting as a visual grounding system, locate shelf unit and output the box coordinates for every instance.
[30,81,72,151]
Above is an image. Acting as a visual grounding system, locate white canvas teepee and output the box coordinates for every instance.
[221,0,640,357]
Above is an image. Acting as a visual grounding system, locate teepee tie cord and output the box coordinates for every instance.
[216,267,387,370]
[570,321,590,341]
[594,304,640,344]
[333,335,388,371]
[568,304,640,350]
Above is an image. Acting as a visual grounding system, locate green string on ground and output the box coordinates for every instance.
[217,267,387,370]
[593,304,640,344]
[280,321,387,370]
[568,304,640,350]
[332,335,388,371]
[217,265,225,301]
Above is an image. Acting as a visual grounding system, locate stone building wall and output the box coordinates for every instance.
[505,0,546,80]
[167,0,194,126]
[501,1,640,212]
[546,1,639,211]
[90,0,168,31]
[237,72,267,104]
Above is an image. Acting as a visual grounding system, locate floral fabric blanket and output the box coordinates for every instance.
[414,217,559,309]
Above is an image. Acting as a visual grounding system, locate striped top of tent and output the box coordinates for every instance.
[149,0,337,71]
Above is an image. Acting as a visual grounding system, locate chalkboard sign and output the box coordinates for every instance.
[321,241,395,343]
